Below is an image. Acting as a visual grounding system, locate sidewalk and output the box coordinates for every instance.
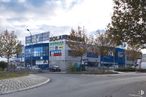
[0,74,50,95]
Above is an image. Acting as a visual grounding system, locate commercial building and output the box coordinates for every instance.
[24,32,136,70]
[49,36,126,70]
[25,43,49,69]
[25,32,49,69]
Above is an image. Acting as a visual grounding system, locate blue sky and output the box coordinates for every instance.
[0,0,113,44]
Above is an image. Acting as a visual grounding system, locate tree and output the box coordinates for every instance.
[126,44,142,67]
[0,30,22,64]
[67,26,88,65]
[107,0,146,48]
[94,31,116,56]
[0,33,3,57]
[94,31,116,67]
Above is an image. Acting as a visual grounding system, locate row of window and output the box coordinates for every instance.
[25,46,49,57]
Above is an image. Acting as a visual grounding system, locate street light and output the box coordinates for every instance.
[27,29,32,36]
[26,28,33,69]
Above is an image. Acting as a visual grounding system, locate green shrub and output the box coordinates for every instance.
[136,69,146,72]
[67,64,77,73]
[0,61,8,71]
[0,71,29,79]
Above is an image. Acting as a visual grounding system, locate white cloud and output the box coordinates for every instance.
[47,0,113,32]
[0,0,11,3]
[18,0,26,3]
[0,0,114,44]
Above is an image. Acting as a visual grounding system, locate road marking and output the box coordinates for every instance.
[138,90,144,96]
[129,94,142,97]
[129,90,144,97]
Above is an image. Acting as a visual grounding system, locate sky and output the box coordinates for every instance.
[0,0,114,44]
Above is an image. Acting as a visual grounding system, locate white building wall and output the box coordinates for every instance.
[64,40,87,64]
[49,40,66,70]
[49,40,100,70]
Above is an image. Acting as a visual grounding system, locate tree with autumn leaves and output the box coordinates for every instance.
[67,27,88,65]
[67,27,117,67]
[68,26,141,68]
[0,30,22,64]
[107,0,144,64]
[94,31,116,67]
[107,0,146,50]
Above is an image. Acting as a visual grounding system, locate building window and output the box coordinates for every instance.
[34,47,43,56]
[25,48,32,57]
[43,46,49,56]
[25,45,49,57]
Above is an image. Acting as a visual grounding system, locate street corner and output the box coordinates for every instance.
[0,74,51,95]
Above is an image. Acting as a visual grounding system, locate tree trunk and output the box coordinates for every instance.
[7,56,10,71]
[7,57,10,65]
[80,56,83,65]
[113,49,116,69]
[98,48,101,68]
[98,55,101,68]
[132,59,136,68]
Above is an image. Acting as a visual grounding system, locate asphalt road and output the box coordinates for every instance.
[1,73,146,97]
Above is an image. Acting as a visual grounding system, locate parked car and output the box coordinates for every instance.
[49,65,61,72]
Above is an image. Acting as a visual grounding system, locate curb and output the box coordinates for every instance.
[0,78,51,95]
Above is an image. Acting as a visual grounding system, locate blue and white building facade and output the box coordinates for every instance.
[24,32,134,70]
[48,35,126,70]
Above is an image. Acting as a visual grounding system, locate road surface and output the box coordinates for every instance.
[1,73,146,97]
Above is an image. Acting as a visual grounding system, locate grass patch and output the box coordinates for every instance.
[114,68,136,72]
[68,71,118,74]
[0,71,29,80]
[136,69,146,72]
[114,68,146,73]
[67,68,118,74]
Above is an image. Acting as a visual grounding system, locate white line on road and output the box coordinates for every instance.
[129,94,142,97]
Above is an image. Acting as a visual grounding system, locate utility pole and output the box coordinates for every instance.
[27,28,33,69]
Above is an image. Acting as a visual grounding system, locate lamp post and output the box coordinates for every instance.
[26,29,33,69]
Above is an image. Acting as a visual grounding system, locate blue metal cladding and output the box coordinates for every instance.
[100,47,114,63]
[115,48,125,65]
[87,52,98,58]
[101,55,114,63]
[100,48,125,65]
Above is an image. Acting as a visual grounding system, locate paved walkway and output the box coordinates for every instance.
[0,74,50,95]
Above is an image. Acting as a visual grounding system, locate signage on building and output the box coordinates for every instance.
[49,41,64,57]
[25,32,50,45]
[36,60,48,65]
[49,41,64,46]
[50,50,62,56]
[49,35,69,41]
